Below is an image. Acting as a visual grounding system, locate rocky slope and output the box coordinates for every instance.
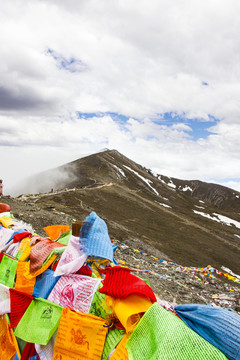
[1,193,239,313]
[11,149,240,274]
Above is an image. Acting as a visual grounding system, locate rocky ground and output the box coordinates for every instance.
[1,194,240,313]
[114,241,240,311]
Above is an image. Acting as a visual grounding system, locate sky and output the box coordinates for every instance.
[1,0,240,195]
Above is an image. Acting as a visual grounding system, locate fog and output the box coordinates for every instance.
[8,166,78,197]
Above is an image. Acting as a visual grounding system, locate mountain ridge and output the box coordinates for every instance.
[11,149,240,274]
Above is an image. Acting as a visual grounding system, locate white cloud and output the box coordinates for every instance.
[1,0,240,194]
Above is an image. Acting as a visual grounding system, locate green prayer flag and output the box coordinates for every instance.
[5,313,10,325]
[126,303,227,360]
[102,327,124,360]
[89,282,107,319]
[0,254,17,287]
[14,298,62,345]
[56,231,71,245]
[43,246,66,265]
[15,247,25,260]
[15,336,26,354]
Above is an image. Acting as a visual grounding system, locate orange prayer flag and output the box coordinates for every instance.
[0,315,18,359]
[44,225,70,241]
[53,308,108,360]
[15,261,36,295]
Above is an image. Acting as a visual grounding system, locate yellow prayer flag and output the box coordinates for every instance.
[110,333,130,360]
[17,237,31,261]
[106,294,152,333]
[0,217,17,228]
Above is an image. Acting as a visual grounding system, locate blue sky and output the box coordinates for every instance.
[77,111,218,141]
[187,119,217,140]
[152,113,219,141]
[46,48,87,73]
[1,0,240,195]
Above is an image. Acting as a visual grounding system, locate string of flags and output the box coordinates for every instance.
[118,242,240,285]
[0,202,239,360]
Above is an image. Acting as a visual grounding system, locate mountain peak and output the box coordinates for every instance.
[12,150,240,274]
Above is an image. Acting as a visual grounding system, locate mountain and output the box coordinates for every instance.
[15,149,240,274]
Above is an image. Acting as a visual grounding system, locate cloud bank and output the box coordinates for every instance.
[1,0,240,194]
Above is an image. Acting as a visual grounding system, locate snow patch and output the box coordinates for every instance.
[194,205,205,209]
[157,175,165,183]
[151,170,159,178]
[199,200,205,203]
[157,175,176,190]
[167,180,176,189]
[193,210,220,222]
[193,210,240,229]
[123,166,159,195]
[155,201,172,209]
[182,186,193,192]
[213,213,240,229]
[112,164,125,177]
[234,234,240,239]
